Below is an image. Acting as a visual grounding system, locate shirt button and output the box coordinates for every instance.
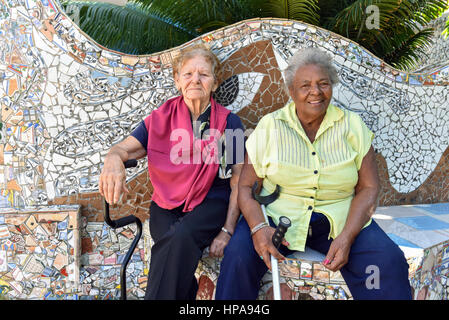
[308,206,313,210]
[314,170,318,174]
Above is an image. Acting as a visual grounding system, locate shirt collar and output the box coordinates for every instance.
[192,103,211,139]
[275,101,344,140]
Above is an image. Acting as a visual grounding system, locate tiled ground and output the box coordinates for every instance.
[374,203,449,251]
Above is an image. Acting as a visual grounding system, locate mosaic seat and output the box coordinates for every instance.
[0,0,448,300]
[194,202,449,300]
[195,245,351,300]
[373,203,449,300]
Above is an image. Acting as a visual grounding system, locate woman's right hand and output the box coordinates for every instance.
[99,136,146,204]
[252,226,286,270]
[99,153,129,204]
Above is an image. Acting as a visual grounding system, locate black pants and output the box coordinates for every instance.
[144,198,228,300]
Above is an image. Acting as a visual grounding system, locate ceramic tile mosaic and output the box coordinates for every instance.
[373,203,449,300]
[408,240,449,300]
[0,0,447,213]
[193,203,449,300]
[196,245,350,300]
[0,205,80,300]
[0,204,148,300]
[77,218,148,300]
[0,0,448,300]
[374,203,449,253]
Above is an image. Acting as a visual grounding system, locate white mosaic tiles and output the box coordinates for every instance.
[0,1,448,209]
[0,0,448,300]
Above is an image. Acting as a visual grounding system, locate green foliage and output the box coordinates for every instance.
[61,0,449,70]
[258,0,320,24]
[324,0,449,69]
[62,1,197,54]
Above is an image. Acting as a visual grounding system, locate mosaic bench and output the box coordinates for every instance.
[0,0,448,300]
[196,244,350,300]
[193,202,449,300]
[0,204,149,300]
[0,205,81,299]
[1,202,447,300]
[373,202,449,300]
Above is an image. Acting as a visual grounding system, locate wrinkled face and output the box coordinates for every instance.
[174,55,218,105]
[289,64,333,120]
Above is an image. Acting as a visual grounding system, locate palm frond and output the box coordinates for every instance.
[329,0,448,69]
[384,28,435,70]
[261,0,320,24]
[61,1,197,54]
[130,0,263,33]
[443,15,449,38]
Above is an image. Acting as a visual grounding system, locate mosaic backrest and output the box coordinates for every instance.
[0,0,448,220]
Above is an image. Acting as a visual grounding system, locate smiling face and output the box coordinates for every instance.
[289,64,333,122]
[174,55,218,107]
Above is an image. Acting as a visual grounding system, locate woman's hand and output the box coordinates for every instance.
[322,232,352,272]
[99,136,146,204]
[99,153,129,204]
[209,231,231,257]
[252,226,286,270]
[322,146,380,272]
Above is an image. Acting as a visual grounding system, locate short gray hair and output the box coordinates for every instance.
[283,47,339,91]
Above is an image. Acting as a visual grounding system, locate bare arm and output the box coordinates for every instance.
[237,152,285,270]
[323,146,379,271]
[99,136,147,204]
[209,163,243,257]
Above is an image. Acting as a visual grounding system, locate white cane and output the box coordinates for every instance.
[252,182,291,300]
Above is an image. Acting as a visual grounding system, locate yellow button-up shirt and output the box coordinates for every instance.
[246,101,374,251]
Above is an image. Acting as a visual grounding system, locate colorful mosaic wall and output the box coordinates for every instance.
[0,0,448,300]
[409,239,449,300]
[0,206,80,299]
[0,205,148,300]
[78,219,147,300]
[0,0,447,214]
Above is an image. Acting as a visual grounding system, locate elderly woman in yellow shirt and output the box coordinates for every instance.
[215,47,412,300]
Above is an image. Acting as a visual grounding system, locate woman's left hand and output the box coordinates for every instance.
[322,232,353,272]
[209,231,231,257]
[323,146,379,272]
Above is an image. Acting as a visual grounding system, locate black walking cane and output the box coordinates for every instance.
[252,181,291,300]
[103,159,143,300]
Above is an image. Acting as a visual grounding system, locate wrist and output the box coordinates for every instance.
[339,228,358,245]
[250,221,269,236]
[221,227,233,237]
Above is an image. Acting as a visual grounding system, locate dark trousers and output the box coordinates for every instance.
[144,198,228,300]
[216,212,412,300]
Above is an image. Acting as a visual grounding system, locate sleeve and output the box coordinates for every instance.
[224,113,245,166]
[347,112,374,170]
[130,120,148,150]
[245,114,274,178]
